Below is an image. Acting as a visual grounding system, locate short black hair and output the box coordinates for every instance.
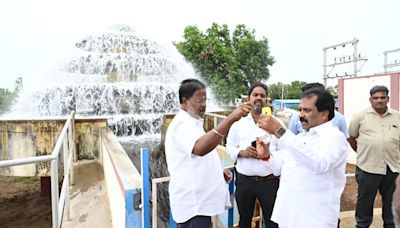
[178,79,206,104]
[369,85,389,96]
[301,88,335,121]
[248,82,268,97]
[301,82,325,92]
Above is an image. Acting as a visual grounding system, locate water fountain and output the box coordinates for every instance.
[10,24,220,146]
[7,24,222,226]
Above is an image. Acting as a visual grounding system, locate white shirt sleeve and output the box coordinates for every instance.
[278,130,347,174]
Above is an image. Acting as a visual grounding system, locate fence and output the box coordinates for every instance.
[141,147,236,228]
[0,111,76,228]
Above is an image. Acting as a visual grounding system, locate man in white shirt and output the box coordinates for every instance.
[226,82,279,228]
[257,88,348,228]
[165,79,252,227]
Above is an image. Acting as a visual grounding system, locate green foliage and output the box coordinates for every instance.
[175,23,275,102]
[0,77,23,114]
[0,88,15,114]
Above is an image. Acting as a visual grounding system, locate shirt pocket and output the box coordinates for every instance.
[389,125,400,143]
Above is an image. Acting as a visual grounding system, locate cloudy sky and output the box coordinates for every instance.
[1,0,400,90]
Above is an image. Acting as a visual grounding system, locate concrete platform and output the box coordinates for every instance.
[62,160,112,228]
[340,208,383,228]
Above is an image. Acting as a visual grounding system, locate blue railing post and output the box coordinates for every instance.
[141,148,150,228]
[228,167,235,228]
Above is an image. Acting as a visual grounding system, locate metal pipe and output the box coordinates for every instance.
[141,148,150,228]
[50,118,71,158]
[384,51,388,73]
[323,48,327,87]
[323,39,356,50]
[51,160,59,228]
[152,180,158,228]
[63,135,70,220]
[354,38,358,77]
[0,155,56,168]
[69,150,74,186]
[58,176,68,222]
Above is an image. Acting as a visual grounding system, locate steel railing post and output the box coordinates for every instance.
[51,159,59,228]
[63,135,70,220]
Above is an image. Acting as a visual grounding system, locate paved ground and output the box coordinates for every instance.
[340,209,383,227]
[62,160,112,228]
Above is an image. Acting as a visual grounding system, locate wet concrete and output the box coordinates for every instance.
[62,160,112,228]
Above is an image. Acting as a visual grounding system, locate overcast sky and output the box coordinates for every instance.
[1,0,400,90]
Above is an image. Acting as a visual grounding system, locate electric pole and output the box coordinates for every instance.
[322,38,368,87]
[383,48,400,73]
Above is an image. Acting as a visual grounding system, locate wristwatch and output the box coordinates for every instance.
[276,127,286,137]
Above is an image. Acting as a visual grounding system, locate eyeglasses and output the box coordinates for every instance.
[371,96,388,100]
[190,97,209,105]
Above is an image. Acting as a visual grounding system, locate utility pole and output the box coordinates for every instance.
[322,38,368,87]
[383,48,400,73]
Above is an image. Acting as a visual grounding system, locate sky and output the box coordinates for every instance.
[1,0,400,91]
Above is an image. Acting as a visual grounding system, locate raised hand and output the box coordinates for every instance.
[228,102,253,122]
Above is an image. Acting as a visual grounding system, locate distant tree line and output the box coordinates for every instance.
[268,81,338,100]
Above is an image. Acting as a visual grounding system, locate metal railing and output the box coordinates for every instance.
[140,145,236,228]
[0,111,76,228]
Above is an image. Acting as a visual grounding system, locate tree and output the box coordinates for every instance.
[175,23,275,103]
[0,77,23,114]
[0,88,15,114]
[286,81,307,99]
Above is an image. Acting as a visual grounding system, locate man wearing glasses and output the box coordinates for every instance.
[165,78,252,228]
[348,85,400,228]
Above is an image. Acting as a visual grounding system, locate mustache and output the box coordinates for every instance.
[300,117,308,123]
[253,100,262,105]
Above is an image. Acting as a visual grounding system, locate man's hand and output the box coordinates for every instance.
[223,169,233,183]
[256,138,270,159]
[238,146,259,159]
[258,115,282,136]
[228,102,253,122]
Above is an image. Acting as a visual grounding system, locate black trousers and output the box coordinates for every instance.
[235,172,279,228]
[355,166,398,228]
[177,215,211,228]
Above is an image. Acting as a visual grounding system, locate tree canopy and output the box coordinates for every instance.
[175,23,275,103]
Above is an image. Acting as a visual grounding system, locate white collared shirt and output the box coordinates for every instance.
[165,110,227,223]
[226,114,280,176]
[267,121,348,228]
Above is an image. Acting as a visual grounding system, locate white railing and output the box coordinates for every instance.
[151,176,171,228]
[0,111,76,228]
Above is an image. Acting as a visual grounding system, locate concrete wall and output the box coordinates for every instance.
[338,72,400,164]
[101,130,142,228]
[0,118,107,176]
